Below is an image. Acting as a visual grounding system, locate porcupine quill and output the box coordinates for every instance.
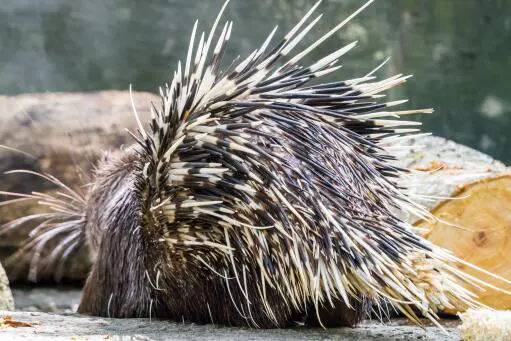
[2,0,511,330]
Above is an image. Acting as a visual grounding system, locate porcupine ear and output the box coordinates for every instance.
[0,146,88,282]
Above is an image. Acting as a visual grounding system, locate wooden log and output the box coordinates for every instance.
[0,91,158,282]
[390,135,511,311]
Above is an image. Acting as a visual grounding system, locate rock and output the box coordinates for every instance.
[12,287,81,313]
[0,91,157,282]
[459,309,511,340]
[0,262,14,310]
[0,311,459,341]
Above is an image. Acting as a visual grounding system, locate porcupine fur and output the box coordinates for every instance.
[2,0,509,329]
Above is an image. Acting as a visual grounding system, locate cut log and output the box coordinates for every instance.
[391,135,511,311]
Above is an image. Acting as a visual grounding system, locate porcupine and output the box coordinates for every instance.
[1,0,508,329]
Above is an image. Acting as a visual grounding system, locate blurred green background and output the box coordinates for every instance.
[0,0,510,162]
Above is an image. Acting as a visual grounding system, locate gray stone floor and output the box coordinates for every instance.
[3,287,459,341]
[12,287,81,313]
[0,311,459,341]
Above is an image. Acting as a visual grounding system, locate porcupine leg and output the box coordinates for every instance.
[78,222,168,318]
[303,297,370,327]
[78,176,171,318]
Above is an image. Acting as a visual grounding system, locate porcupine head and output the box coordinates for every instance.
[2,0,511,329]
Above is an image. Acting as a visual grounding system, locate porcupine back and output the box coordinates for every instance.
[2,0,510,329]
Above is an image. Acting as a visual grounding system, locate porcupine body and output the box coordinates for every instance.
[78,147,368,327]
[1,0,503,329]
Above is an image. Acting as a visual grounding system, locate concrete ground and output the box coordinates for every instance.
[2,287,459,341]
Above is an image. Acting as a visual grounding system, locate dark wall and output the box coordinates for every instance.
[1,0,510,162]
